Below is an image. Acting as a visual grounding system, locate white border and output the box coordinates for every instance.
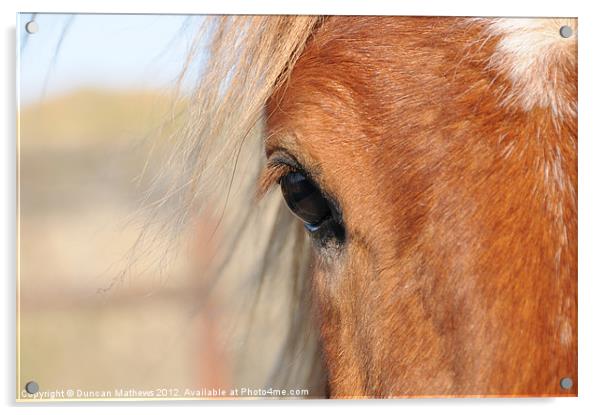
[2,1,602,414]
[1,0,584,17]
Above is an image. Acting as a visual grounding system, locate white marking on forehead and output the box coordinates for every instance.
[485,18,577,117]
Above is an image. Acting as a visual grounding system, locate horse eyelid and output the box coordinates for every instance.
[256,149,308,199]
[256,162,294,200]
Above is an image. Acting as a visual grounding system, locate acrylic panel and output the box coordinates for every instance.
[16,13,578,400]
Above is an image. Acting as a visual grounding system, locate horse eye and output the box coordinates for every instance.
[280,171,332,231]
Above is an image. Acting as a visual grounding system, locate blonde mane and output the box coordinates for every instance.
[141,16,327,394]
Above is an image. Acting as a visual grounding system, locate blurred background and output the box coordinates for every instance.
[17,13,301,398]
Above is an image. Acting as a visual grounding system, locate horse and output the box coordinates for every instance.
[160,16,577,398]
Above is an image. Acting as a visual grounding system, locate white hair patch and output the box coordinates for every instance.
[485,18,577,117]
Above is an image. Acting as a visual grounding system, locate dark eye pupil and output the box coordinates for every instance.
[280,172,332,228]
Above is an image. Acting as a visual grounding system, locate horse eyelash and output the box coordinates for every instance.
[256,162,294,200]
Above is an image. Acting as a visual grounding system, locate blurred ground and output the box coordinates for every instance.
[18,89,290,396]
